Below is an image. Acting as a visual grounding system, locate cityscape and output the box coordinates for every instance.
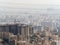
[0,6,60,45]
[0,18,60,45]
[0,0,60,45]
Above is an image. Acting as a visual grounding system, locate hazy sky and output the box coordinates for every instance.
[0,0,60,16]
[0,0,60,8]
[0,0,60,5]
